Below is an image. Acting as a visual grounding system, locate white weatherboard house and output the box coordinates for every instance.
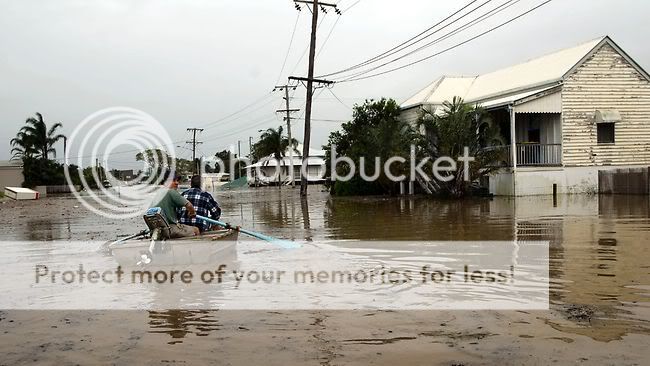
[247,144,326,186]
[400,36,650,196]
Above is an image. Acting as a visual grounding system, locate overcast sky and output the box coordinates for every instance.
[1,0,648,168]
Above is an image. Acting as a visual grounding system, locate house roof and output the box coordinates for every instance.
[290,143,325,158]
[401,36,648,110]
[245,143,326,168]
[246,156,325,168]
[403,76,476,106]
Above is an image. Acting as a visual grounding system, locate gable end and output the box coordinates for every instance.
[563,37,650,83]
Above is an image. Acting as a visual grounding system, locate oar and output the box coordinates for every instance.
[111,230,149,245]
[100,229,149,253]
[196,215,300,249]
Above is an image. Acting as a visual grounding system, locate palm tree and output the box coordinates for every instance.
[11,113,65,161]
[252,126,299,186]
[10,131,35,160]
[417,96,504,196]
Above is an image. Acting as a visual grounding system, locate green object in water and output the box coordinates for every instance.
[220,176,248,190]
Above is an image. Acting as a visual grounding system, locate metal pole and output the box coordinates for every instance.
[509,105,517,196]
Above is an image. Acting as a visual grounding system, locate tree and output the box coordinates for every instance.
[417,96,505,196]
[251,126,299,186]
[135,149,195,182]
[10,131,35,160]
[251,126,299,162]
[135,149,173,168]
[325,98,420,196]
[11,113,66,187]
[135,149,172,182]
[213,150,231,173]
[11,113,64,161]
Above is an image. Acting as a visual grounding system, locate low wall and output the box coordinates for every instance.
[598,168,649,195]
[34,185,80,197]
[514,167,598,196]
[489,165,650,196]
[488,171,514,196]
[0,165,24,190]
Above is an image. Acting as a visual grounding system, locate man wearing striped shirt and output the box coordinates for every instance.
[178,175,222,232]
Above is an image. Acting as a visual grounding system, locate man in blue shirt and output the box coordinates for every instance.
[178,175,222,232]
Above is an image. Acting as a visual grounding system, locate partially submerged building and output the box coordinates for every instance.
[246,144,326,186]
[400,36,650,195]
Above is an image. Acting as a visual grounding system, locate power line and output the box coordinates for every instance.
[275,11,303,85]
[288,8,329,76]
[337,0,554,83]
[315,10,342,60]
[54,138,189,162]
[201,116,281,145]
[200,112,280,142]
[294,117,347,122]
[340,0,361,14]
[334,0,521,81]
[196,93,275,129]
[198,94,281,138]
[318,0,484,78]
[325,86,352,110]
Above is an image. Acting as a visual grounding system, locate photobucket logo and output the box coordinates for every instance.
[202,145,475,184]
[329,145,475,182]
[64,107,176,219]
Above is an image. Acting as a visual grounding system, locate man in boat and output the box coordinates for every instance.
[150,169,200,238]
[178,175,222,233]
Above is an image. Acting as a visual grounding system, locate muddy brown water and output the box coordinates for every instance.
[0,187,649,364]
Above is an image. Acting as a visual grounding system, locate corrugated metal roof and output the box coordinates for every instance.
[515,90,562,113]
[401,36,605,109]
[479,86,556,109]
[246,156,325,168]
[245,143,325,168]
[402,76,475,108]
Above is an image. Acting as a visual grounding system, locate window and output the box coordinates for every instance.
[597,123,615,144]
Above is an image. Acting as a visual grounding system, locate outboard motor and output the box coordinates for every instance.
[143,207,171,241]
[139,207,170,265]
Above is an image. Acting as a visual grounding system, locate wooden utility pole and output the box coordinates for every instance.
[62,136,67,165]
[186,128,204,174]
[237,140,243,179]
[275,83,300,187]
[291,0,339,196]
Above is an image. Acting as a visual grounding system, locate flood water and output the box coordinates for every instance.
[0,187,649,345]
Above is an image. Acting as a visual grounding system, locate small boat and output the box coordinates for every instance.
[109,229,238,267]
[108,207,238,267]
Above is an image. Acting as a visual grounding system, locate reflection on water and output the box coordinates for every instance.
[23,218,70,241]
[148,310,221,344]
[1,188,649,342]
[218,189,649,341]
